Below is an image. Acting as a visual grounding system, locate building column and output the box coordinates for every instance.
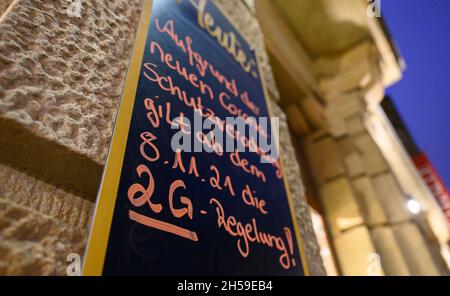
[308,41,444,275]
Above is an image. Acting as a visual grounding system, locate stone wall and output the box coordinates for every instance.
[216,0,325,276]
[306,41,448,275]
[0,0,13,18]
[0,0,324,275]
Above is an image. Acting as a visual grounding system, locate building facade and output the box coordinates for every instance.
[0,0,448,275]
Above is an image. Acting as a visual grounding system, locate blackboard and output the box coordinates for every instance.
[83,0,307,276]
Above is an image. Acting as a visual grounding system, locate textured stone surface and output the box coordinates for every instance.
[0,197,87,275]
[370,226,410,276]
[306,136,346,184]
[0,0,278,169]
[270,100,326,275]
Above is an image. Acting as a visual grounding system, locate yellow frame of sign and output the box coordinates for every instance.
[82,0,310,276]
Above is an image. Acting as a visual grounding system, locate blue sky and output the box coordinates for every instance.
[382,0,450,187]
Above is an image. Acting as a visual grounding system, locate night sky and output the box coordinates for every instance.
[382,0,450,187]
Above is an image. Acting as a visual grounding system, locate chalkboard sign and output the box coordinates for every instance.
[83,0,307,276]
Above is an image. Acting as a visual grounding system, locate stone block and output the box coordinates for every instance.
[392,222,441,275]
[352,133,389,175]
[372,173,411,223]
[337,137,365,177]
[345,114,366,136]
[320,177,364,236]
[351,176,387,226]
[0,0,13,17]
[0,164,93,230]
[0,0,325,276]
[270,100,326,275]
